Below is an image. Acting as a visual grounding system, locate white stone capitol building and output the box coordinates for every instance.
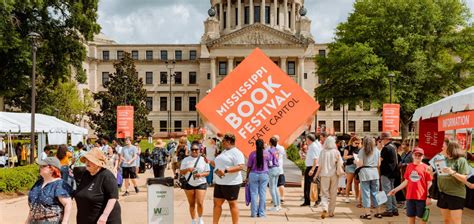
[84,0,382,136]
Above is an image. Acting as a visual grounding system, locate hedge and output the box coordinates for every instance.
[0,165,39,193]
[286,144,306,174]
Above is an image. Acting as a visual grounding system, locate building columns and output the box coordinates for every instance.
[284,0,288,29]
[211,57,217,88]
[219,2,224,30]
[298,57,305,87]
[250,0,254,24]
[237,0,242,28]
[226,0,231,30]
[280,57,287,73]
[261,0,266,24]
[291,1,296,30]
[228,57,234,73]
[273,0,278,27]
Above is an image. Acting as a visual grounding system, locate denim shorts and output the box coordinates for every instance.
[345,164,356,174]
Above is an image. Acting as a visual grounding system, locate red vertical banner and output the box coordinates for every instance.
[117,106,134,138]
[383,104,400,137]
[419,118,445,159]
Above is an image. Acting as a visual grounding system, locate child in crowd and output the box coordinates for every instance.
[389,147,432,224]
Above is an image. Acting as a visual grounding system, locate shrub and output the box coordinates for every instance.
[286,144,306,174]
[0,165,39,193]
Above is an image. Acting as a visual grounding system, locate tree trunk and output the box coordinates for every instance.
[0,96,4,111]
[401,120,410,141]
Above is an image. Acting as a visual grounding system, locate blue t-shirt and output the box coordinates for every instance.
[28,178,71,222]
[121,145,138,168]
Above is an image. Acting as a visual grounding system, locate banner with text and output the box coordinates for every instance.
[438,111,474,131]
[117,106,134,138]
[383,104,400,137]
[419,117,445,159]
[196,48,319,157]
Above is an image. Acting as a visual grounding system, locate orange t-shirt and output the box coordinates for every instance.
[60,151,73,166]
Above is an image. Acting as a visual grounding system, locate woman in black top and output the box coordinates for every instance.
[75,148,121,224]
[343,136,361,205]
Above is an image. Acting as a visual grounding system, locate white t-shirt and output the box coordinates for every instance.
[276,144,286,174]
[205,145,217,162]
[305,141,321,167]
[180,156,210,186]
[41,152,48,161]
[214,147,245,185]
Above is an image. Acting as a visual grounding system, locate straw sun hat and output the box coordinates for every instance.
[80,147,109,168]
[154,139,166,148]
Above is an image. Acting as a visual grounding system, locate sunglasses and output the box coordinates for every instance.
[191,148,199,151]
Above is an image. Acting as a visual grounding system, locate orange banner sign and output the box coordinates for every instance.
[196,48,319,157]
[383,104,400,137]
[117,106,134,138]
[438,111,474,131]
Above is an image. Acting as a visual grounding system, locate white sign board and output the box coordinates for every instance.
[147,178,174,224]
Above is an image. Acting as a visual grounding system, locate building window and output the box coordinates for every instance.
[146,50,153,60]
[160,50,168,60]
[334,121,341,132]
[244,6,249,24]
[189,72,197,84]
[160,120,167,132]
[363,120,371,132]
[219,62,227,75]
[287,61,295,75]
[117,50,124,60]
[304,73,308,79]
[145,72,153,85]
[174,121,182,132]
[265,6,270,24]
[175,50,182,60]
[319,50,326,57]
[333,102,341,111]
[174,72,182,84]
[378,120,383,132]
[174,97,182,111]
[235,7,239,26]
[102,72,109,85]
[277,8,279,25]
[207,73,211,80]
[288,11,291,28]
[273,61,279,66]
[348,120,356,132]
[189,120,197,128]
[160,72,167,84]
[189,97,197,111]
[223,11,227,29]
[319,100,326,111]
[102,51,109,60]
[363,101,371,111]
[254,6,260,23]
[318,120,326,132]
[132,50,139,60]
[189,50,197,60]
[146,97,153,111]
[349,102,356,111]
[160,97,167,111]
[235,61,241,67]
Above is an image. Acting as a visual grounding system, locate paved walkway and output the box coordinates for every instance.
[2,164,474,223]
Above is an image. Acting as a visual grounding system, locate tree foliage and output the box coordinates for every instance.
[0,0,100,110]
[88,52,153,140]
[316,0,473,138]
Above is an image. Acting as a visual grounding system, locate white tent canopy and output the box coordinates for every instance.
[412,86,474,121]
[0,112,88,135]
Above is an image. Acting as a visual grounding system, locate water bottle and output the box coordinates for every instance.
[422,207,430,222]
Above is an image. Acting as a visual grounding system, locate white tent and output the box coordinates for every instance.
[412,86,474,121]
[0,112,87,134]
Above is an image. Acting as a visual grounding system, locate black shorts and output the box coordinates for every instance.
[437,192,465,210]
[406,200,426,218]
[277,174,286,187]
[183,183,207,191]
[122,167,137,179]
[214,184,240,201]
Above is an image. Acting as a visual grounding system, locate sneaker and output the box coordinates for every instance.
[276,206,282,211]
[381,211,393,217]
[393,211,399,216]
[268,207,279,212]
[135,186,139,193]
[280,199,285,204]
[191,220,196,224]
[122,191,129,196]
[344,198,350,203]
[321,210,327,219]
[197,217,204,224]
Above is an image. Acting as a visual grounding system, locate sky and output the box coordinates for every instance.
[97,0,474,44]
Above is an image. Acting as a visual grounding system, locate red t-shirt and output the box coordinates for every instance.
[404,163,433,200]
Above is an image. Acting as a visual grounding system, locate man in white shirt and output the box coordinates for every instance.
[41,145,51,161]
[302,133,323,206]
[212,133,245,224]
[273,135,287,203]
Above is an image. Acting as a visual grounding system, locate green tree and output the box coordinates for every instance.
[88,52,153,140]
[0,0,100,110]
[316,0,473,139]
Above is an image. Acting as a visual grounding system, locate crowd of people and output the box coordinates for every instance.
[3,129,471,224]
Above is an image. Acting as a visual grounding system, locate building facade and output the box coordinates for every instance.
[83,0,382,137]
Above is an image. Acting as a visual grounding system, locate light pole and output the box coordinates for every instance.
[388,73,395,104]
[165,60,176,137]
[196,88,200,127]
[28,32,40,164]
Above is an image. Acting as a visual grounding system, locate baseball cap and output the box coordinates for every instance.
[38,157,61,169]
[413,147,424,155]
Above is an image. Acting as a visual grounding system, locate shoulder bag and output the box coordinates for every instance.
[179,156,201,189]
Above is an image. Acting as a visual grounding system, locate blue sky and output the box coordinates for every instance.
[97,0,474,44]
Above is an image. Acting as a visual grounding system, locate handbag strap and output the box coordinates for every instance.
[186,156,201,182]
